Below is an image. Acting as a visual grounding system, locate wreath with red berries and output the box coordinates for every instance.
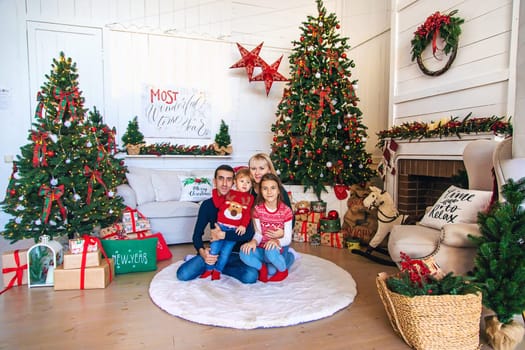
[411,10,464,76]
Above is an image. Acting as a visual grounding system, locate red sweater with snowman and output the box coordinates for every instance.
[212,189,253,229]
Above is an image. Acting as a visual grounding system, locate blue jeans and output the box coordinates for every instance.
[239,245,294,275]
[206,239,236,272]
[177,251,258,284]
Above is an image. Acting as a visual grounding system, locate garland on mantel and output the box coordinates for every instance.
[376,114,512,149]
[376,114,513,180]
[131,143,229,156]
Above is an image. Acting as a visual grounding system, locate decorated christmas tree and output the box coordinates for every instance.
[270,0,375,198]
[121,116,145,146]
[471,178,525,325]
[2,52,126,243]
[213,119,233,155]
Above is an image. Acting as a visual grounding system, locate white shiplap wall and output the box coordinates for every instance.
[390,0,516,125]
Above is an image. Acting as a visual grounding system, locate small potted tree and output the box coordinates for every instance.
[471,177,525,350]
[121,116,145,155]
[213,119,232,155]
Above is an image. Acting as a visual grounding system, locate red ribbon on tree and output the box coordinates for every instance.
[34,91,44,120]
[80,235,113,290]
[0,250,28,295]
[84,165,108,205]
[53,87,80,122]
[102,126,117,154]
[31,131,49,167]
[38,184,67,223]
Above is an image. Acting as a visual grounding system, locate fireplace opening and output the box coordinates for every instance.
[397,159,466,219]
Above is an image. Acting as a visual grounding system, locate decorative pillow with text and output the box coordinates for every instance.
[179,176,213,202]
[419,185,492,230]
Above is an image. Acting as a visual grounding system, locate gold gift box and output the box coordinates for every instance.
[63,251,101,270]
[54,258,114,290]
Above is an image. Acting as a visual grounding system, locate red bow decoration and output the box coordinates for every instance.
[230,42,264,81]
[0,250,28,295]
[53,87,80,122]
[39,184,67,223]
[80,235,113,289]
[84,165,108,205]
[251,56,288,96]
[31,131,49,167]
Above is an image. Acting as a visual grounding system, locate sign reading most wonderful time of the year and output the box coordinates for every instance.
[141,86,212,139]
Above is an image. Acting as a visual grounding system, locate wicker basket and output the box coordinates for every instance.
[126,144,142,155]
[376,272,482,350]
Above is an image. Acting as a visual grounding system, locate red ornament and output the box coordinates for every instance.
[46,150,55,157]
[300,36,305,42]
[289,174,294,180]
[336,24,341,29]
[91,127,97,132]
[333,184,348,200]
[230,42,264,81]
[328,210,339,220]
[251,56,288,96]
[341,53,347,59]
[9,189,16,196]
[316,149,322,154]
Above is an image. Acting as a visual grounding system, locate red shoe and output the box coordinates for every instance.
[211,270,221,280]
[269,269,288,282]
[258,263,269,283]
[200,270,212,279]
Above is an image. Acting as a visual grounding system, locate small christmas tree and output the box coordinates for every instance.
[471,177,525,324]
[121,116,145,146]
[270,0,375,199]
[2,52,126,242]
[213,119,233,155]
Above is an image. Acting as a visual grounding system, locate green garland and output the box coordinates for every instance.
[376,114,512,149]
[411,10,464,61]
[135,143,223,156]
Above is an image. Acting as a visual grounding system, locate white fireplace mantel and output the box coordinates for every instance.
[384,133,499,205]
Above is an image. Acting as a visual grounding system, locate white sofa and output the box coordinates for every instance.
[116,167,214,244]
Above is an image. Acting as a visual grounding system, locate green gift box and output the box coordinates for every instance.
[319,218,341,232]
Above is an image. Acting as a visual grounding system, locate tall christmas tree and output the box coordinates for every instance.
[270,0,375,199]
[2,52,126,243]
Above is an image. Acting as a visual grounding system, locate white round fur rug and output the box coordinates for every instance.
[149,254,357,329]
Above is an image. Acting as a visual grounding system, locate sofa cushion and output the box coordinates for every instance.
[179,176,213,202]
[151,171,182,202]
[126,173,155,205]
[137,200,200,218]
[419,185,492,230]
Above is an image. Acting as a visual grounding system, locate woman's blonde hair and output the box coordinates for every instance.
[248,153,277,175]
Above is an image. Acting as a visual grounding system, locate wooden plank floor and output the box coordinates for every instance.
[0,243,523,349]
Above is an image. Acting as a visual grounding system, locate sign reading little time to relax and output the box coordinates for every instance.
[141,85,212,139]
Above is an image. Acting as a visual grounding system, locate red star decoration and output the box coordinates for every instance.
[251,56,288,96]
[230,42,264,81]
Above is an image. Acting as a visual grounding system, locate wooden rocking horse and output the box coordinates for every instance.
[351,186,408,266]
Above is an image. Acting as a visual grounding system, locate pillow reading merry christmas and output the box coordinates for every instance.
[179,176,213,202]
[419,185,492,230]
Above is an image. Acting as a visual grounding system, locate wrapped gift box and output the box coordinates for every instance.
[320,231,344,248]
[122,219,150,234]
[54,258,114,290]
[63,251,101,270]
[69,238,99,254]
[310,200,327,214]
[319,218,341,232]
[2,249,28,288]
[122,208,151,233]
[125,230,153,240]
[293,220,318,242]
[99,224,124,240]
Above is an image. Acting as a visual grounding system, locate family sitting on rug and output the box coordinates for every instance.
[176,153,295,284]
